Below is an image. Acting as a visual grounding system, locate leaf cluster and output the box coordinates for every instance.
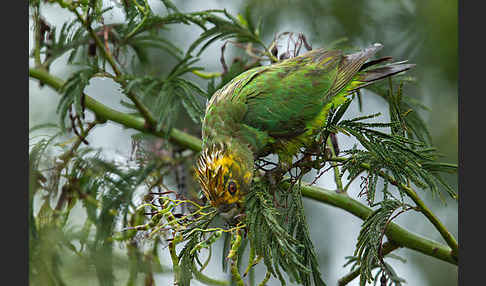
[57,65,99,129]
[318,79,457,285]
[354,199,407,285]
[325,83,457,205]
[29,125,186,285]
[244,179,327,286]
[34,0,273,136]
[126,191,226,286]
[122,71,207,133]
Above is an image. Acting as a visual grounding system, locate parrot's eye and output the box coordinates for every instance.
[227,181,237,195]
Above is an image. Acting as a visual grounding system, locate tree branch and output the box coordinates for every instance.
[290,182,456,265]
[71,7,159,130]
[327,157,459,257]
[29,68,202,152]
[327,135,344,192]
[32,6,42,69]
[29,67,457,266]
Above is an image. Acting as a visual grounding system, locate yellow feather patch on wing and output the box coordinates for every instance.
[307,92,348,132]
[346,80,366,91]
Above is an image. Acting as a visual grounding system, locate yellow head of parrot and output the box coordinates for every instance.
[195,142,253,212]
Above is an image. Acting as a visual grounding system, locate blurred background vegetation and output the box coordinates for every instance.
[29,0,457,285]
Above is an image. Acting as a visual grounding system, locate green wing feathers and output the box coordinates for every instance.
[203,43,413,157]
[240,43,403,139]
[240,49,342,137]
[329,43,384,96]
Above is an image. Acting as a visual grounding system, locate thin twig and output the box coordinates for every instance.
[72,6,158,130]
[327,135,344,192]
[338,241,401,286]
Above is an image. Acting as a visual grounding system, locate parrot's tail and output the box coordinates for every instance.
[349,59,415,92]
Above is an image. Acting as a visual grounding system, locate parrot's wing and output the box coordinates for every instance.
[327,43,384,97]
[239,44,385,138]
[349,61,416,92]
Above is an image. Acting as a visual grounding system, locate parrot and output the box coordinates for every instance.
[195,43,414,212]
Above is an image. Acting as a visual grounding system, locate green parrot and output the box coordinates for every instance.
[195,43,414,212]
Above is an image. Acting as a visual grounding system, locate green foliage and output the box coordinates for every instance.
[29,127,64,286]
[338,113,453,200]
[122,72,207,133]
[185,9,265,57]
[367,78,432,144]
[325,81,457,204]
[35,0,280,136]
[57,65,99,129]
[354,199,406,284]
[244,179,326,286]
[44,18,87,64]
[71,155,158,286]
[29,125,181,285]
[343,253,406,286]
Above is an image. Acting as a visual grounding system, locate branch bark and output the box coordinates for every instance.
[29,67,457,266]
